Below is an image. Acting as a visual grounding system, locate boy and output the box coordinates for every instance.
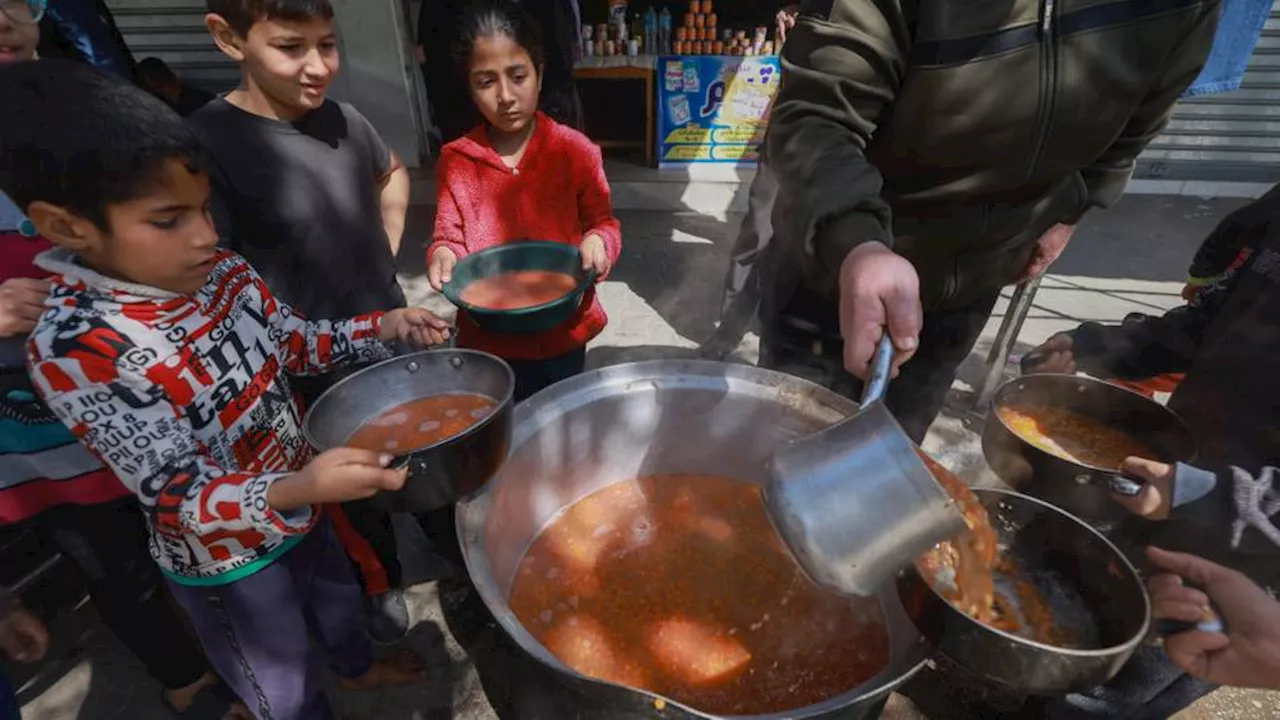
[192,0,414,641]
[1021,187,1280,718]
[0,60,448,719]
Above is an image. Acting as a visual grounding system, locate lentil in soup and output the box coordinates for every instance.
[345,393,496,454]
[996,405,1158,470]
[460,270,579,310]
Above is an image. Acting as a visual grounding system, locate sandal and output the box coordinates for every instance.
[159,681,242,719]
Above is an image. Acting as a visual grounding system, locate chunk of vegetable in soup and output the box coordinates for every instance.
[459,270,578,310]
[996,405,1157,470]
[345,393,496,454]
[508,475,889,716]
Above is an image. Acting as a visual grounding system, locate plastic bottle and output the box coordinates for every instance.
[643,7,658,55]
[658,6,673,54]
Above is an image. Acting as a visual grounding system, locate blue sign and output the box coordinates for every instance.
[656,55,781,166]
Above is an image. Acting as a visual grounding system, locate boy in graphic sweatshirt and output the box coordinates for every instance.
[1,60,450,719]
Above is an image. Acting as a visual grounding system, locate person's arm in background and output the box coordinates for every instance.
[576,139,622,278]
[1182,184,1280,299]
[1070,1,1220,217]
[766,0,922,378]
[377,150,410,257]
[426,150,471,291]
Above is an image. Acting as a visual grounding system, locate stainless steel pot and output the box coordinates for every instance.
[897,488,1150,695]
[303,349,515,513]
[457,360,932,719]
[982,374,1195,522]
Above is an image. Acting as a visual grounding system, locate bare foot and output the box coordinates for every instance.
[340,649,427,691]
[221,702,253,720]
[166,671,219,712]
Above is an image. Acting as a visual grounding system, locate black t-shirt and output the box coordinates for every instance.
[189,98,407,321]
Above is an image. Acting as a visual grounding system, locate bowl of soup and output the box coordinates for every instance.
[442,240,594,334]
[303,349,515,512]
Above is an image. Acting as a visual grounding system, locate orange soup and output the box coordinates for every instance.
[460,270,579,311]
[345,393,496,454]
[508,475,889,716]
[996,405,1157,470]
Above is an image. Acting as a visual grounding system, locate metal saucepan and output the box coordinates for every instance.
[897,487,1151,695]
[982,374,1195,522]
[457,360,932,719]
[303,349,515,513]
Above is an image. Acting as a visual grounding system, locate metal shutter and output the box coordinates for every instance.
[105,0,239,94]
[1136,0,1280,183]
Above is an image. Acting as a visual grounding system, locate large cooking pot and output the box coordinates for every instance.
[982,374,1195,522]
[898,488,1150,695]
[457,360,932,719]
[303,349,514,512]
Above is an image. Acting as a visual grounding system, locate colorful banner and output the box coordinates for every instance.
[656,55,780,166]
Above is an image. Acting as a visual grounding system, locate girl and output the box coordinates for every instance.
[427,0,621,404]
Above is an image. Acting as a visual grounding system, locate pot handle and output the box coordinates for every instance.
[1153,592,1227,637]
[859,335,897,408]
[1106,473,1145,497]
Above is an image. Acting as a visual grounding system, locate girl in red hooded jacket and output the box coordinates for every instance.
[426,0,621,403]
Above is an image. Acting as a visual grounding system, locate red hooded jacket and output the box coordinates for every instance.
[428,114,622,360]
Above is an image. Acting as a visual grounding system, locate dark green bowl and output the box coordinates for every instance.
[442,240,595,334]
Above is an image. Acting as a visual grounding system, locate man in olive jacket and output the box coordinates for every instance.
[762,0,1220,443]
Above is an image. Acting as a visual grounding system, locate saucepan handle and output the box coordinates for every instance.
[1106,473,1145,498]
[1154,590,1228,637]
[859,335,897,408]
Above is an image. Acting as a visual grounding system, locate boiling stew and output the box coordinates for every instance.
[508,475,889,716]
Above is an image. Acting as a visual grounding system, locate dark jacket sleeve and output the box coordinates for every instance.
[765,0,910,288]
[1171,463,1280,555]
[1069,257,1237,380]
[1186,183,1280,284]
[1073,1,1220,215]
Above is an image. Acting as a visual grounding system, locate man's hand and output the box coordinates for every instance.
[1110,457,1175,519]
[382,308,451,348]
[0,277,51,339]
[1017,223,1076,283]
[1146,546,1280,690]
[837,242,922,380]
[268,448,409,511]
[580,234,611,276]
[0,605,49,664]
[776,5,799,44]
[427,247,458,292]
[1022,332,1076,375]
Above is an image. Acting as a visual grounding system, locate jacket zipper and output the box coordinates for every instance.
[1026,0,1058,179]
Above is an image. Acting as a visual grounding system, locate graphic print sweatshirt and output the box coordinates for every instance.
[25,249,388,584]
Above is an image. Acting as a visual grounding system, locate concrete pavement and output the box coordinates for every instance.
[13,193,1280,719]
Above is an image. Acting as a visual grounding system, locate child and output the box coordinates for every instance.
[426,0,621,403]
[1,11,246,718]
[191,0,414,641]
[1021,187,1280,718]
[0,60,449,719]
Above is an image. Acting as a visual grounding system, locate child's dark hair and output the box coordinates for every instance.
[206,0,334,37]
[452,0,545,78]
[0,60,210,231]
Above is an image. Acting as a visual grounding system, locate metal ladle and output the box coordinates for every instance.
[764,335,968,596]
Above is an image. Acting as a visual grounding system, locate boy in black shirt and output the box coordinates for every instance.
[191,0,413,643]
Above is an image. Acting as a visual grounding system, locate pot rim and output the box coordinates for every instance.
[301,348,516,458]
[915,486,1152,658]
[989,373,1196,472]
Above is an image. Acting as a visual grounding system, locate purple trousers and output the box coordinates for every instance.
[166,522,373,720]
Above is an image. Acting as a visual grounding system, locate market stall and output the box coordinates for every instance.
[574,0,783,167]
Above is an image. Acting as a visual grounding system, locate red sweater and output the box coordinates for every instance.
[429,114,622,360]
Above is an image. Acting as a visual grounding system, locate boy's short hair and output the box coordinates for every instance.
[207,0,335,37]
[0,60,209,231]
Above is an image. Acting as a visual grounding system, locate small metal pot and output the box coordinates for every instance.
[303,349,515,513]
[897,488,1151,695]
[982,374,1195,522]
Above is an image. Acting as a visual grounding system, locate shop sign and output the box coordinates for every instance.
[656,55,780,166]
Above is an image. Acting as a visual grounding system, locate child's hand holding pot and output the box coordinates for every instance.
[382,307,451,348]
[581,234,611,276]
[269,448,408,510]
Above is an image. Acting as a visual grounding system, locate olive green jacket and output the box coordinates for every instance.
[764,0,1220,323]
